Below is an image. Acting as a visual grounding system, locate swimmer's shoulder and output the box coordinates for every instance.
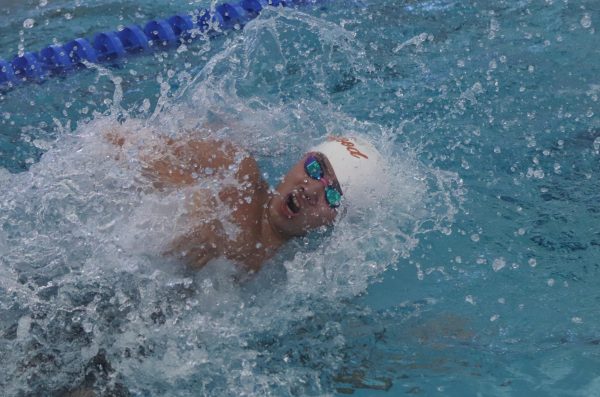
[235,152,267,190]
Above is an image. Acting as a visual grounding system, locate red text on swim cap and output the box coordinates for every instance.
[329,137,369,159]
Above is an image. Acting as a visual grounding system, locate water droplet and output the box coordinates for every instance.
[571,317,583,324]
[581,13,592,29]
[83,321,93,333]
[528,258,537,267]
[465,295,476,305]
[39,0,48,6]
[490,314,500,322]
[470,233,480,242]
[547,278,555,287]
[553,163,561,174]
[492,258,506,272]
[64,13,73,20]
[23,18,35,29]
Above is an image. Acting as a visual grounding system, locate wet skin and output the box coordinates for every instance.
[267,151,340,238]
[108,132,340,272]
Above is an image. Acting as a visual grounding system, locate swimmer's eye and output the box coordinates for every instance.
[304,156,324,180]
[324,186,342,208]
[304,155,342,208]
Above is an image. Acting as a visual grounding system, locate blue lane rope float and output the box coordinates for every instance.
[0,0,325,91]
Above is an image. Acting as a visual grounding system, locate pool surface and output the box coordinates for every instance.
[1,0,599,396]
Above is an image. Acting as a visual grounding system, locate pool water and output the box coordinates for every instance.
[1,0,599,396]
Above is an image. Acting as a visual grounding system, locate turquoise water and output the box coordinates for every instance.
[1,0,599,396]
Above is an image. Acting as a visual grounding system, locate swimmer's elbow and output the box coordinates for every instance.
[166,245,218,271]
[187,253,216,270]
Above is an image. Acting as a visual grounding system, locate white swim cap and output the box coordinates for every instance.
[310,136,386,209]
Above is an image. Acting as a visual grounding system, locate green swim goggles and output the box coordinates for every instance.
[304,154,343,208]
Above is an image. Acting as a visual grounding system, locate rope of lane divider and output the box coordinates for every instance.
[0,0,325,91]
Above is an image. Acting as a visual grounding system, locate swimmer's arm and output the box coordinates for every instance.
[164,189,224,269]
[140,138,246,188]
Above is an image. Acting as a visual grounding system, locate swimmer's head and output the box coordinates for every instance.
[267,136,385,238]
[309,136,386,211]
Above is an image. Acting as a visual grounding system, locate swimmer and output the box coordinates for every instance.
[107,131,382,272]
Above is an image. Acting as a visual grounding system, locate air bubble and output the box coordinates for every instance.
[23,18,35,29]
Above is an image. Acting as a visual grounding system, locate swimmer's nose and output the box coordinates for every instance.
[301,178,326,206]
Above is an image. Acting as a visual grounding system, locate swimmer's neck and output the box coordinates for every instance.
[258,194,290,254]
[231,195,289,272]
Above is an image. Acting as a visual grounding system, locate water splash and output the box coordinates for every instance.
[0,5,462,396]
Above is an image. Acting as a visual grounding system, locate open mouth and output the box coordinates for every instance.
[286,193,301,214]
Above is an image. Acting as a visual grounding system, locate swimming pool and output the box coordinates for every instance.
[1,0,599,395]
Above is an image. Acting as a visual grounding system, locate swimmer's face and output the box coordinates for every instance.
[269,152,341,237]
